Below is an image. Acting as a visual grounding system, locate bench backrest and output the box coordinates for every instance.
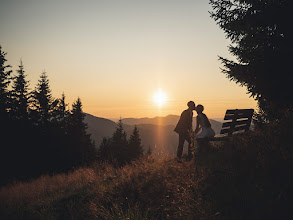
[220,109,254,136]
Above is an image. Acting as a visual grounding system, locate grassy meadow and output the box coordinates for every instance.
[1,130,293,220]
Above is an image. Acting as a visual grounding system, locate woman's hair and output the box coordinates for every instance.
[197,104,204,112]
[197,104,211,127]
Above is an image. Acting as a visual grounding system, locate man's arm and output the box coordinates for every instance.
[194,116,201,135]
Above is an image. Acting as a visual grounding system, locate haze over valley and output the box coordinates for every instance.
[85,113,222,155]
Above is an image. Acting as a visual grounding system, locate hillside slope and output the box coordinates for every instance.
[0,157,199,219]
[1,131,292,219]
[84,113,117,145]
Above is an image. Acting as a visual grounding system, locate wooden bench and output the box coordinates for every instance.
[208,108,254,141]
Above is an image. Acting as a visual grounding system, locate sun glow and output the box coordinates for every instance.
[153,88,167,108]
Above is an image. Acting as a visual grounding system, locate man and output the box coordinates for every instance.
[174,101,196,162]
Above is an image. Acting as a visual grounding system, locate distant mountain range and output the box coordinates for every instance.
[120,115,222,128]
[85,113,222,155]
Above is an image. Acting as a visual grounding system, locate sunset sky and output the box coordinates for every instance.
[0,0,257,119]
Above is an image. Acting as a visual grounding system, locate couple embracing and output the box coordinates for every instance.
[174,101,215,162]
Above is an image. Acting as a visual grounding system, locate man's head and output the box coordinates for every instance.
[187,101,196,110]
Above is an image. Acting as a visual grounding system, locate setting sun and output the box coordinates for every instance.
[153,89,167,108]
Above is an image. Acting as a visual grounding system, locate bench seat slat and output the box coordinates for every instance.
[222,119,250,128]
[224,109,254,120]
[220,124,249,134]
[224,113,253,120]
[225,109,254,115]
[206,109,254,141]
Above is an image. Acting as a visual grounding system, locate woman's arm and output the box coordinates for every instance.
[204,114,212,127]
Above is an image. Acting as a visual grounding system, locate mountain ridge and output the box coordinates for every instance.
[85,113,222,155]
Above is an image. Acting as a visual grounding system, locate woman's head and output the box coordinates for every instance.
[196,104,204,113]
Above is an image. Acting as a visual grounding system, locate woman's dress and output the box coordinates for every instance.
[196,113,215,139]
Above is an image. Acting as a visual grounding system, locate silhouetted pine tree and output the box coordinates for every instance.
[111,119,128,165]
[98,119,129,165]
[112,119,128,144]
[52,93,69,130]
[0,46,12,118]
[68,98,87,136]
[128,125,144,161]
[146,145,152,157]
[210,0,291,121]
[31,72,56,125]
[0,46,13,185]
[98,137,111,161]
[0,47,99,184]
[10,60,30,120]
[68,98,96,165]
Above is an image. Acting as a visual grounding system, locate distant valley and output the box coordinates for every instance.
[85,114,222,155]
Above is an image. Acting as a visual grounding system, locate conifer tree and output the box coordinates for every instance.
[98,119,129,165]
[52,93,69,130]
[31,72,54,124]
[69,97,87,136]
[146,145,152,157]
[98,137,111,160]
[10,60,30,120]
[128,125,144,161]
[210,0,291,121]
[111,118,128,164]
[0,46,12,118]
[112,118,128,144]
[68,97,96,165]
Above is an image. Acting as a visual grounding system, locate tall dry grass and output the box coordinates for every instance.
[1,125,293,219]
[0,156,206,219]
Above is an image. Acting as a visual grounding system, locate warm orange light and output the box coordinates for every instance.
[153,88,167,108]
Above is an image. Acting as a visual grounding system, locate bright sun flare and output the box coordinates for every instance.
[153,89,167,107]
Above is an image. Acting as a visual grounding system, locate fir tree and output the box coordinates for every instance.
[98,137,111,161]
[31,72,54,124]
[111,118,128,164]
[146,145,152,157]
[112,118,128,145]
[68,97,96,165]
[128,125,144,161]
[209,0,291,121]
[98,119,129,165]
[0,46,12,118]
[52,93,69,130]
[69,97,87,136]
[10,60,30,120]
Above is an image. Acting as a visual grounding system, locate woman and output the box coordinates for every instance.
[194,104,215,139]
[194,104,215,155]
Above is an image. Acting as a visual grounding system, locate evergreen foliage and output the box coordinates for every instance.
[31,72,56,124]
[98,137,112,161]
[68,98,96,165]
[209,0,291,121]
[146,145,152,156]
[98,120,144,165]
[112,119,128,145]
[128,125,144,160]
[68,98,87,137]
[0,46,12,118]
[100,119,128,165]
[10,60,30,120]
[52,93,69,130]
[0,46,96,185]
